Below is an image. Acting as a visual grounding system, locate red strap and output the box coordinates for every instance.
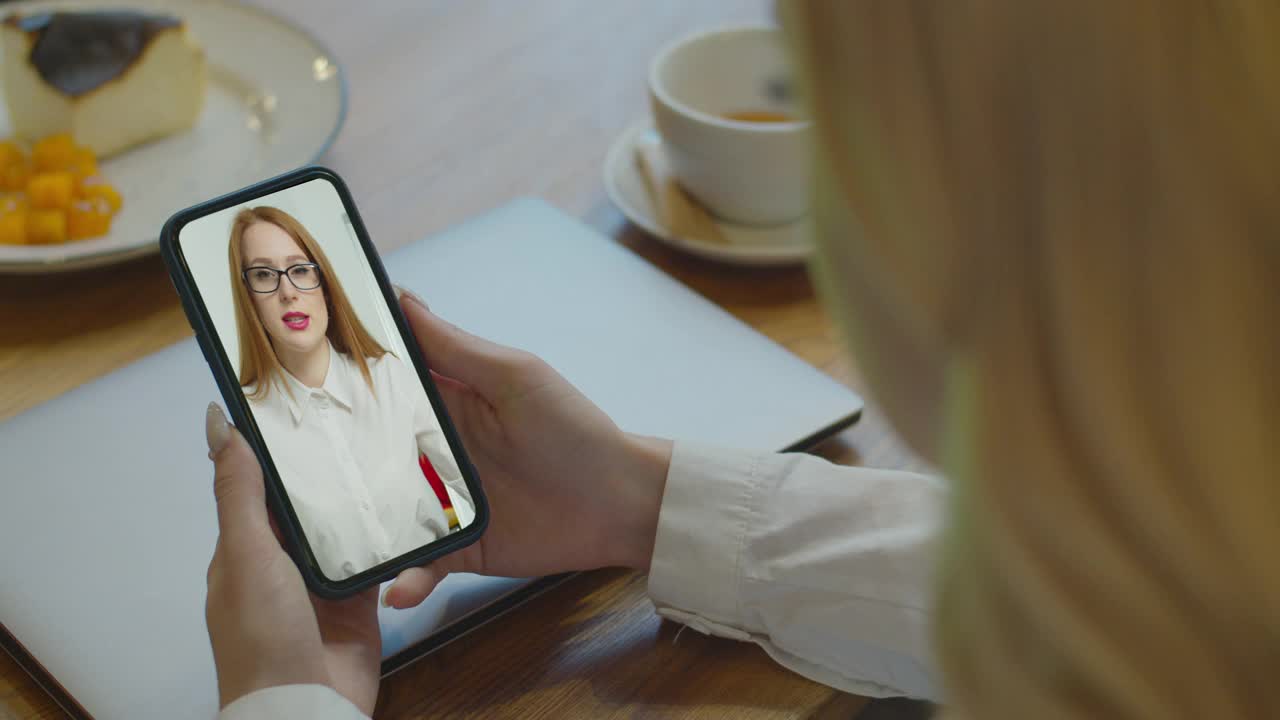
[419,454,453,509]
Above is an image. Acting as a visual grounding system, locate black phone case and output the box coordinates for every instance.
[159,165,489,599]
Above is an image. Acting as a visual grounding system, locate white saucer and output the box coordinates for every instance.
[603,122,811,267]
[0,0,346,274]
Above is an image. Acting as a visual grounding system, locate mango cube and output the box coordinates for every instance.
[1,159,29,192]
[27,209,67,244]
[32,133,76,173]
[0,213,26,245]
[27,172,75,210]
[69,148,98,180]
[0,193,26,213]
[0,196,27,245]
[79,176,123,213]
[67,198,114,240]
[0,141,22,171]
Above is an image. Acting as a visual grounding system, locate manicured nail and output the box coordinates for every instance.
[394,284,429,311]
[206,402,230,458]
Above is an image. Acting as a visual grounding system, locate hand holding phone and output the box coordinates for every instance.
[378,295,675,609]
[163,167,488,597]
[197,289,674,711]
[204,404,382,713]
[166,167,674,711]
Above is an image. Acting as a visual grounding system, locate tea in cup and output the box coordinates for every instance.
[649,26,809,226]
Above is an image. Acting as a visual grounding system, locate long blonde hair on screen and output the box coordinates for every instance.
[784,1,1279,717]
[228,206,388,401]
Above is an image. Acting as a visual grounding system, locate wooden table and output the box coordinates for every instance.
[0,2,929,717]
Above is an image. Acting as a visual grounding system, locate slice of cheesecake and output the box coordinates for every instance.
[2,10,206,158]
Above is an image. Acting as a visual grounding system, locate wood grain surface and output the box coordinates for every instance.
[0,2,927,717]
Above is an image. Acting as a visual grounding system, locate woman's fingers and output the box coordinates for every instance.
[398,294,534,397]
[382,566,445,609]
[207,403,273,548]
[382,547,475,609]
[430,370,474,420]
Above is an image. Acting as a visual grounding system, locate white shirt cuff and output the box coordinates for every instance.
[647,441,758,627]
[217,684,368,720]
[644,441,944,700]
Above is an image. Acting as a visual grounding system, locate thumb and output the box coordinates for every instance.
[397,290,529,396]
[206,403,271,543]
[381,548,472,610]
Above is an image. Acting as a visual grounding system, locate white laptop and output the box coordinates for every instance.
[0,198,862,719]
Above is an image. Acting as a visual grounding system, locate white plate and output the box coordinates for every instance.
[0,0,346,273]
[603,121,811,267]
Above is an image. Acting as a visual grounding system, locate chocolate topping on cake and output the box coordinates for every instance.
[4,11,182,98]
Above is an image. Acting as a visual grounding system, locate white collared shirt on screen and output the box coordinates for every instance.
[247,341,476,581]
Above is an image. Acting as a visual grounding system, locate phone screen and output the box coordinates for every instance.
[176,176,476,583]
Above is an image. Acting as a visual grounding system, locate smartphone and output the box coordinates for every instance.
[160,166,487,598]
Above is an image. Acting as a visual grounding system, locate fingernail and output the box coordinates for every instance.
[380,587,393,608]
[394,284,429,311]
[206,402,231,458]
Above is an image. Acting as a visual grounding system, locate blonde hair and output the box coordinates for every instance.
[228,206,387,401]
[783,2,1280,717]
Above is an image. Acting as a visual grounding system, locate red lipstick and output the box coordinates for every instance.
[282,312,310,331]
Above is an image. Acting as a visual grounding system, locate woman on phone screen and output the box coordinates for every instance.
[228,206,475,581]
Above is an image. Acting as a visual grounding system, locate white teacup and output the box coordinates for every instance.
[649,26,809,227]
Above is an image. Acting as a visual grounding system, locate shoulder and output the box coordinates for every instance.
[367,350,410,378]
[354,350,415,395]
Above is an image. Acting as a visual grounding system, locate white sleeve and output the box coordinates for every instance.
[646,442,945,701]
[217,685,367,720]
[401,357,476,526]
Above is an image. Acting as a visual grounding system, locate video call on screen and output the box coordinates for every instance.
[180,178,476,581]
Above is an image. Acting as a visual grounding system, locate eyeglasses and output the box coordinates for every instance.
[242,263,323,294]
